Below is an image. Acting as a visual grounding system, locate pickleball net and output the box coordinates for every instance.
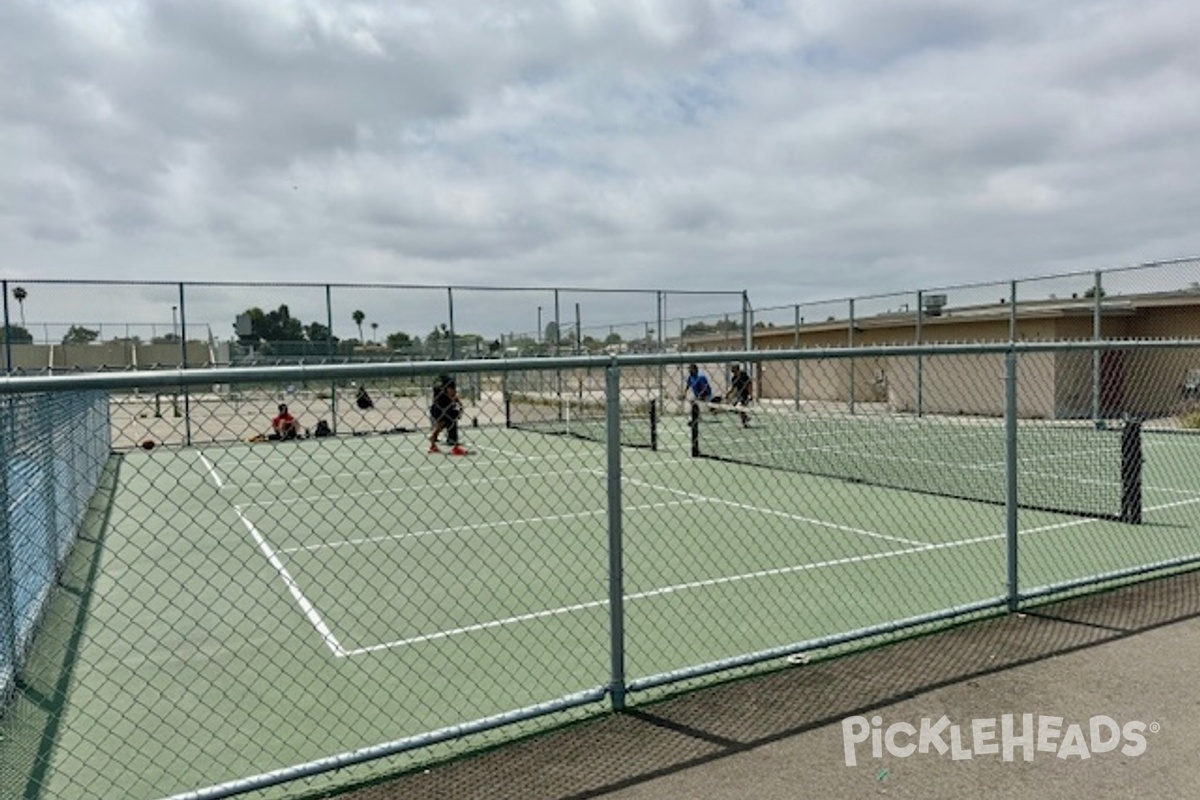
[689,402,1142,523]
[505,392,658,450]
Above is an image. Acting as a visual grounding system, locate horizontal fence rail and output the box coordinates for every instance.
[3,341,1200,799]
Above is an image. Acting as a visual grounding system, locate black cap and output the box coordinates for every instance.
[278,403,288,412]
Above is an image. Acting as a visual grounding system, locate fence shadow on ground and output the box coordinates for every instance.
[330,569,1200,800]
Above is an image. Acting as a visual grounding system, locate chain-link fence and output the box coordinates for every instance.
[0,280,747,373]
[3,340,1200,799]
[739,256,1200,356]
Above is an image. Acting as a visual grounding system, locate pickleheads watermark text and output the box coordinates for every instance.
[842,714,1158,766]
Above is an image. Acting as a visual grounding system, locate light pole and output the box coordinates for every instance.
[171,305,178,340]
[537,306,543,344]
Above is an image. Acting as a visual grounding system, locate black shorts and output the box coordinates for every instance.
[430,403,460,424]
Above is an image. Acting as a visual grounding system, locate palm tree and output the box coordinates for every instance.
[352,309,365,343]
[370,321,379,343]
[12,286,27,329]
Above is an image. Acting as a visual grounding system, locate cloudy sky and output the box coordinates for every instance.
[3,0,1199,341]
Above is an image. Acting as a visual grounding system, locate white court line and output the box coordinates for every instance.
[342,597,611,655]
[280,499,704,554]
[196,452,224,489]
[239,462,428,491]
[603,470,929,547]
[248,465,595,508]
[235,503,346,658]
[346,495,1200,656]
[194,452,344,656]
[1142,495,1200,512]
[472,445,579,463]
[343,491,1200,656]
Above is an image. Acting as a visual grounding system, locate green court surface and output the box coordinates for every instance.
[6,416,1200,799]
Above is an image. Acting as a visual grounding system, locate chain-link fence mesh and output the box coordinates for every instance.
[0,280,746,373]
[3,341,1200,799]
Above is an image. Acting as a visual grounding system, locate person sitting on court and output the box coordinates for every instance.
[270,403,303,440]
[429,376,468,455]
[729,363,753,428]
[355,384,375,410]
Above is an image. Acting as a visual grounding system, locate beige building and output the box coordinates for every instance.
[687,291,1200,420]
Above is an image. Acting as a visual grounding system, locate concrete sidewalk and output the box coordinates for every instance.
[344,570,1200,800]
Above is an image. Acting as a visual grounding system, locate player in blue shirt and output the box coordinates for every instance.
[683,364,718,405]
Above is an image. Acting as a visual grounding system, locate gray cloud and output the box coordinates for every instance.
[3,0,1199,340]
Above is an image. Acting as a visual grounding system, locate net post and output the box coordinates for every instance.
[689,401,700,457]
[503,392,512,429]
[1121,418,1143,525]
[649,399,658,452]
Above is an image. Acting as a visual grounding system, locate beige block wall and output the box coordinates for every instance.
[885,353,1055,418]
[5,342,211,371]
[1120,348,1200,418]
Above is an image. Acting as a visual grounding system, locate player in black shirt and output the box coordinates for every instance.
[729,364,753,428]
[429,375,468,455]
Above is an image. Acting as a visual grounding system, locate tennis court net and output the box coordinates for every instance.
[506,392,658,450]
[690,402,1142,523]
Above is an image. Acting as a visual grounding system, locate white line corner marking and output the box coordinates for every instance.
[199,453,344,657]
[235,504,346,657]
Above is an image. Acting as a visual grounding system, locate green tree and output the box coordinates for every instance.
[12,286,27,328]
[386,331,415,350]
[304,321,334,344]
[63,325,100,344]
[352,309,365,343]
[242,305,305,342]
[0,324,33,344]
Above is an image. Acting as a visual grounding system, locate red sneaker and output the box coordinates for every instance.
[449,445,470,456]
[428,444,440,454]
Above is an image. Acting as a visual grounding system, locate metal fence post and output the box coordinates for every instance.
[848,298,856,415]
[40,393,59,576]
[915,290,923,417]
[326,285,337,433]
[1009,280,1018,342]
[1092,270,1102,425]
[3,279,11,375]
[793,304,800,411]
[574,303,582,356]
[179,283,192,446]
[448,288,456,361]
[0,395,14,683]
[1005,350,1019,612]
[742,291,752,352]
[657,291,665,410]
[605,361,627,710]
